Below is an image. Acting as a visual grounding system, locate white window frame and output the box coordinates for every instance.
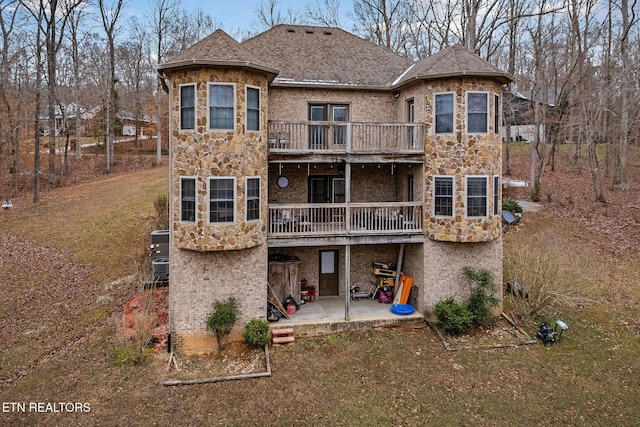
[208,176,236,224]
[434,92,455,134]
[433,175,455,217]
[208,83,236,131]
[246,176,260,222]
[493,175,500,215]
[465,175,488,218]
[179,83,196,131]
[246,85,260,132]
[180,176,197,223]
[466,91,489,134]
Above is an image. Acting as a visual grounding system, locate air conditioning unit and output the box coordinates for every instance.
[152,257,169,282]
[150,230,169,259]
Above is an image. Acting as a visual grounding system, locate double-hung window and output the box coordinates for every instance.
[180,84,195,130]
[180,177,196,222]
[467,92,488,133]
[246,177,260,221]
[467,176,488,217]
[209,84,234,130]
[209,177,235,223]
[434,176,454,217]
[435,93,454,134]
[246,87,260,131]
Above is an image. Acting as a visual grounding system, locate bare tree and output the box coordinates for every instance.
[117,16,153,146]
[351,0,406,51]
[305,0,343,27]
[148,0,181,166]
[613,0,638,190]
[66,4,88,161]
[98,0,123,173]
[252,0,304,31]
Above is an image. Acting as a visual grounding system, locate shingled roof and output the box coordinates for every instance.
[158,29,279,76]
[241,25,413,89]
[394,45,513,87]
[158,27,513,89]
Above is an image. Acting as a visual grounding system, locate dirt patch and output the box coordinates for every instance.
[162,342,269,384]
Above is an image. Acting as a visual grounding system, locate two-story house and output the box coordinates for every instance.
[158,25,513,355]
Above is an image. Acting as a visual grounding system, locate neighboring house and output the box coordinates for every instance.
[503,88,565,143]
[158,25,513,355]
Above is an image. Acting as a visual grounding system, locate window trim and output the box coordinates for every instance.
[465,175,488,218]
[433,175,455,218]
[246,85,260,132]
[245,176,260,222]
[208,176,236,224]
[179,83,196,131]
[180,176,197,223]
[208,83,236,131]
[467,91,489,134]
[434,92,455,134]
[493,175,500,215]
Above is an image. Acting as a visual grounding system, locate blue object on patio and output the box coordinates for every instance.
[390,304,414,316]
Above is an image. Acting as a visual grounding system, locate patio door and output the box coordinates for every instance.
[319,250,339,296]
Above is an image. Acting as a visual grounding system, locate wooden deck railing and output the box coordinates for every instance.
[267,121,425,153]
[268,202,423,237]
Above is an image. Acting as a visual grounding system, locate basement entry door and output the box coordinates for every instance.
[319,250,339,296]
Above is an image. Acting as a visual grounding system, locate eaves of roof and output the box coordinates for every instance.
[158,59,279,76]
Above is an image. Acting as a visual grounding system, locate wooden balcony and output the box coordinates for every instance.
[268,202,423,238]
[268,121,425,154]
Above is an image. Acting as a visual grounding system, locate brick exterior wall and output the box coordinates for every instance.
[169,244,268,355]
[422,238,503,316]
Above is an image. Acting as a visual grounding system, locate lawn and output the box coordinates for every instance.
[0,147,639,426]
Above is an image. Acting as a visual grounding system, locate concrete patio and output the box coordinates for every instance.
[271,296,424,337]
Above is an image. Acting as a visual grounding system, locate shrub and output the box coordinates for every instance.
[502,198,523,215]
[504,232,596,324]
[207,297,240,351]
[153,193,169,230]
[243,319,270,348]
[434,297,474,335]
[463,267,499,327]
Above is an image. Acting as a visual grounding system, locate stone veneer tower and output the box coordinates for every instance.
[158,30,278,354]
[395,45,511,310]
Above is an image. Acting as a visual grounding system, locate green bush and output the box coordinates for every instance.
[206,297,240,351]
[243,319,270,348]
[463,267,499,327]
[434,297,474,335]
[502,198,523,215]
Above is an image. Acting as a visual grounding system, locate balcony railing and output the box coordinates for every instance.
[268,202,423,237]
[268,121,425,153]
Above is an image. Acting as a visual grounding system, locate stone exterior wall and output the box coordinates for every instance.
[422,78,503,243]
[168,68,270,252]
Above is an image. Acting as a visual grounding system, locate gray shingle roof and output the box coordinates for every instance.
[158,29,279,75]
[395,45,513,87]
[241,25,413,89]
